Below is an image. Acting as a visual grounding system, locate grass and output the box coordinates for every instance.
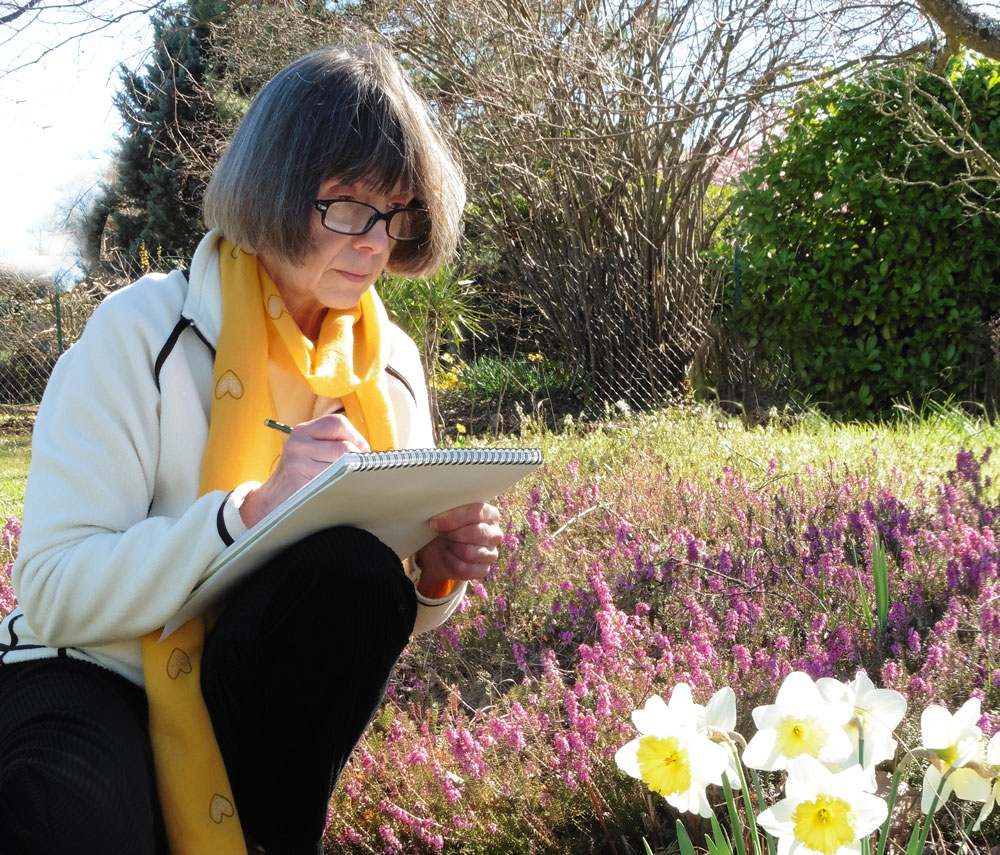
[0,408,32,521]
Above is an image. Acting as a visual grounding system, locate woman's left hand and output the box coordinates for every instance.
[415,502,503,593]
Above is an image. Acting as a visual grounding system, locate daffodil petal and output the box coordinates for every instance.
[954,697,983,730]
[815,677,849,705]
[973,783,999,831]
[952,766,993,802]
[705,686,737,732]
[743,729,781,771]
[987,733,1000,765]
[668,682,696,720]
[775,671,822,708]
[863,687,907,731]
[847,790,889,835]
[922,764,954,814]
[758,797,796,833]
[614,739,642,779]
[920,705,953,749]
[632,694,670,735]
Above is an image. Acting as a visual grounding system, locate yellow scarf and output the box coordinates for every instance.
[142,240,398,853]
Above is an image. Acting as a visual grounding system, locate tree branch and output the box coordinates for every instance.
[918,0,1000,68]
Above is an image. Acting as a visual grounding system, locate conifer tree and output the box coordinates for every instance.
[86,3,223,278]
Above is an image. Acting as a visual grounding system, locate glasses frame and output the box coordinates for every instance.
[313,199,429,242]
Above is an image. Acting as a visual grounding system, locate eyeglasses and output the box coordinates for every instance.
[314,199,430,241]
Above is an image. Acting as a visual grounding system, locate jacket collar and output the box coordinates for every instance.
[179,230,226,347]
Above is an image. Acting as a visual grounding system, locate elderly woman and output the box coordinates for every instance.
[0,44,501,855]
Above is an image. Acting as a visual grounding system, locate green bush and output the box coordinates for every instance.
[726,56,1000,418]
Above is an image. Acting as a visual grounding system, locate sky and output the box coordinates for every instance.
[0,7,153,282]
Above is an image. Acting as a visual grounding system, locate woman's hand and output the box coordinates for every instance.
[239,414,369,528]
[415,503,503,596]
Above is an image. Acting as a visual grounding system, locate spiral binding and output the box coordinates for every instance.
[349,447,543,471]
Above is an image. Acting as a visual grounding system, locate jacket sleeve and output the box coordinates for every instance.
[388,329,468,636]
[12,284,233,648]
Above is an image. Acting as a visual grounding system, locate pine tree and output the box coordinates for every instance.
[87,3,222,278]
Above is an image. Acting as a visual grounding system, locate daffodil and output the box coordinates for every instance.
[644,683,743,788]
[743,671,854,772]
[757,755,887,855]
[816,671,906,770]
[972,732,1000,831]
[616,689,730,817]
[918,697,983,814]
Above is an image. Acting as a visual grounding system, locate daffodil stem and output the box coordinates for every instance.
[876,764,905,855]
[750,769,776,855]
[914,770,950,855]
[731,751,763,855]
[859,732,870,855]
[722,773,748,855]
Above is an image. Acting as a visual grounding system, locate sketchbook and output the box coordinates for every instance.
[163,447,543,637]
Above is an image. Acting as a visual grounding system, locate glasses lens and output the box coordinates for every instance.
[387,208,430,241]
[322,201,377,235]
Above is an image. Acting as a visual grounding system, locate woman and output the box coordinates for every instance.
[0,44,501,855]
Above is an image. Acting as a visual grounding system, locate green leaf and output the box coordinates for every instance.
[708,809,734,855]
[872,535,890,635]
[676,820,697,855]
[857,568,873,631]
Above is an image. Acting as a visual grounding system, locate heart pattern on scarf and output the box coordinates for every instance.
[215,370,244,400]
[266,293,286,319]
[209,793,236,824]
[166,648,193,680]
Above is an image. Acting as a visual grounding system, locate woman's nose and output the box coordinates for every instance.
[354,218,391,252]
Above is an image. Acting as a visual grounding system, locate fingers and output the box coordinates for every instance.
[430,502,500,534]
[290,413,370,457]
[423,503,503,581]
[419,535,496,582]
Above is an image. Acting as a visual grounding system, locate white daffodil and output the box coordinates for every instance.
[616,689,730,818]
[973,732,1000,831]
[816,671,906,771]
[647,683,744,789]
[919,697,983,814]
[757,755,888,855]
[743,671,854,772]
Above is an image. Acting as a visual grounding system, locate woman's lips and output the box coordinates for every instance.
[337,269,370,284]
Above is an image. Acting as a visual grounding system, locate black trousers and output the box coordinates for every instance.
[0,526,417,855]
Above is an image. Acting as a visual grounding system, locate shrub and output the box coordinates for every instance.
[727,57,1000,418]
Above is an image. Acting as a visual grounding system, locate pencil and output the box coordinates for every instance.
[264,418,293,434]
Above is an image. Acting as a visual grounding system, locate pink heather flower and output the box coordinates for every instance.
[378,824,402,853]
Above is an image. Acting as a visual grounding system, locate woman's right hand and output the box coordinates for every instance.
[238,413,370,528]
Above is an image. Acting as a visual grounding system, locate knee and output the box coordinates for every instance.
[290,526,417,629]
[0,755,158,855]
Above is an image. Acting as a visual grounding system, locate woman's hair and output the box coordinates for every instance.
[203,43,465,276]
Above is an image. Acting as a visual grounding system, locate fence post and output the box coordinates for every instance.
[54,288,64,355]
[733,245,742,310]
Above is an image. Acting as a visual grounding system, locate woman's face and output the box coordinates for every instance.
[259,177,410,339]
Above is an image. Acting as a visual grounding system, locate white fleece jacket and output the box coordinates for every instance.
[0,231,465,686]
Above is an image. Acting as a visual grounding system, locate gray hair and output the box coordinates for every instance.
[203,44,464,276]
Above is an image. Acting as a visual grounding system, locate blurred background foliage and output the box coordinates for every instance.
[4,0,1000,433]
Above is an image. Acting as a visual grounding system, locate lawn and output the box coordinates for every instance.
[2,403,999,853]
[0,418,31,522]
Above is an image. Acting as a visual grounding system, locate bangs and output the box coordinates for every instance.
[318,88,419,199]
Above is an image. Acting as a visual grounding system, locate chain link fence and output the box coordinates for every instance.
[0,258,768,437]
[0,273,113,408]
